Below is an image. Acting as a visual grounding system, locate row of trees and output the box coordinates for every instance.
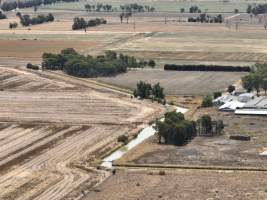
[154,111,197,145]
[120,4,155,12]
[247,4,267,15]
[85,4,113,12]
[164,64,251,72]
[42,49,147,77]
[84,3,155,13]
[0,11,6,19]
[72,17,106,30]
[0,0,78,11]
[133,81,165,103]
[188,14,223,23]
[196,115,224,136]
[19,13,54,26]
[242,63,267,95]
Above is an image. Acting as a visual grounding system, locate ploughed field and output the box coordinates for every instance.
[0,67,162,200]
[95,70,247,95]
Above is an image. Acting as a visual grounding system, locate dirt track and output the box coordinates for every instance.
[0,67,163,200]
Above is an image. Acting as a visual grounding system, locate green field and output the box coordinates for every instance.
[39,0,264,13]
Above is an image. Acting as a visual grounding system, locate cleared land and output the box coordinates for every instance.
[95,70,247,95]
[0,67,163,200]
[85,169,267,200]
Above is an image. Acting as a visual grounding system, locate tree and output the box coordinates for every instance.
[261,78,267,95]
[201,95,213,107]
[180,8,185,13]
[242,75,254,92]
[9,22,18,29]
[227,85,235,93]
[247,4,252,13]
[148,59,156,68]
[234,8,239,13]
[252,74,262,96]
[200,115,212,135]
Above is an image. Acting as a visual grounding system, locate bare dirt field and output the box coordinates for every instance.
[0,66,163,200]
[94,69,247,95]
[116,107,267,169]
[84,169,267,200]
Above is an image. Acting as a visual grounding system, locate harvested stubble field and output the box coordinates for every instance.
[0,67,163,200]
[95,69,247,95]
[116,107,267,169]
[84,169,267,200]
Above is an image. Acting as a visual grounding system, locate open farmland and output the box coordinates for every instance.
[84,169,267,200]
[95,70,247,95]
[0,67,163,200]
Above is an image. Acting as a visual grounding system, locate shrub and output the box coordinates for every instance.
[0,11,7,20]
[26,63,39,70]
[9,22,18,29]
[227,85,235,93]
[117,135,128,144]
[213,91,222,99]
[148,59,156,68]
[201,95,213,107]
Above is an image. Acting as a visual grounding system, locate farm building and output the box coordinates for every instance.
[235,97,267,115]
[214,93,267,115]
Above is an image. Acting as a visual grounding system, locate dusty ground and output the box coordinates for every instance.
[116,107,267,169]
[84,169,267,200]
[0,66,164,200]
[95,69,247,95]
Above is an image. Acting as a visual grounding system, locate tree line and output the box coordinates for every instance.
[1,0,78,12]
[133,81,165,103]
[188,14,223,23]
[0,11,6,19]
[72,17,106,30]
[155,112,224,146]
[242,63,267,95]
[164,64,251,72]
[84,3,155,13]
[85,4,113,12]
[19,13,54,26]
[247,3,267,15]
[42,49,150,77]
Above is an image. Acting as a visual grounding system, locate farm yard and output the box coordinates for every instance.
[116,107,267,169]
[0,0,267,199]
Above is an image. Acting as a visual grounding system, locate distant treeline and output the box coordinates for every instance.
[1,0,78,12]
[84,3,155,12]
[164,64,251,72]
[188,14,223,23]
[0,11,7,19]
[247,3,267,15]
[19,13,54,26]
[72,17,107,30]
[42,49,151,77]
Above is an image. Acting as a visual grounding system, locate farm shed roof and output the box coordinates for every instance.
[235,109,267,115]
